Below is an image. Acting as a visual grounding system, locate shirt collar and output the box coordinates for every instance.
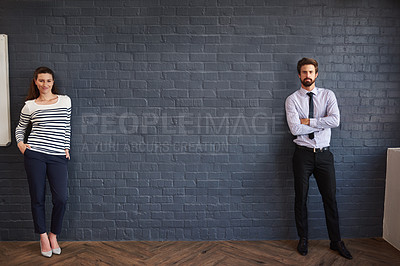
[299,87,319,96]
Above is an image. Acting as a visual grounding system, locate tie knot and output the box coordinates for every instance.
[307,92,313,98]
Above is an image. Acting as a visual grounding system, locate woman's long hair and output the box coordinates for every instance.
[26,67,59,100]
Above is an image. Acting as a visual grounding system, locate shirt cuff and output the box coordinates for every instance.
[309,118,317,128]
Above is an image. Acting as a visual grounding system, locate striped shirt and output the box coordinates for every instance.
[15,95,71,155]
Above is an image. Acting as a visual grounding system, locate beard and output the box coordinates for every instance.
[301,78,315,87]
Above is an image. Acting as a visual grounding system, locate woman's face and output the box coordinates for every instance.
[34,73,54,95]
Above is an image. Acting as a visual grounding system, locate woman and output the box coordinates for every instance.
[15,67,71,258]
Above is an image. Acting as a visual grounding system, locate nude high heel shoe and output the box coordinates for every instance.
[40,241,52,258]
[52,247,61,255]
[49,232,61,255]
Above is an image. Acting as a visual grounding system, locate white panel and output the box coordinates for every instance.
[383,148,400,251]
[0,34,11,146]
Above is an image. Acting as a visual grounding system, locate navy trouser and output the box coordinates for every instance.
[292,146,341,242]
[24,149,68,235]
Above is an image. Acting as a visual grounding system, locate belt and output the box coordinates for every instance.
[296,145,330,153]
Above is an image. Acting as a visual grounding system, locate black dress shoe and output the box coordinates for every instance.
[297,237,308,256]
[330,241,353,260]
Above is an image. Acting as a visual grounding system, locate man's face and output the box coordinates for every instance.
[299,64,318,88]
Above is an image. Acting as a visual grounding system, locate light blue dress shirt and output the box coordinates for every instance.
[285,87,340,149]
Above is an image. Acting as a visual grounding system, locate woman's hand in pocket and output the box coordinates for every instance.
[17,142,31,154]
[65,149,70,160]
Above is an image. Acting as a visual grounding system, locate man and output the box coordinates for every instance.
[285,58,352,260]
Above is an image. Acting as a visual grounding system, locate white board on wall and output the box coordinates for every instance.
[0,34,11,146]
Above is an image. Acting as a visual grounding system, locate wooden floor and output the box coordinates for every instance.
[0,238,399,265]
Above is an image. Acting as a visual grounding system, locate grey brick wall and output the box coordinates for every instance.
[0,0,400,241]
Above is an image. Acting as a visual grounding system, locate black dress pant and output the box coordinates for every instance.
[24,149,68,235]
[292,146,341,242]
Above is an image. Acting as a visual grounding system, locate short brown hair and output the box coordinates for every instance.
[297,57,318,74]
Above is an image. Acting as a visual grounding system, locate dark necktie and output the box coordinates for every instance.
[307,92,314,139]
